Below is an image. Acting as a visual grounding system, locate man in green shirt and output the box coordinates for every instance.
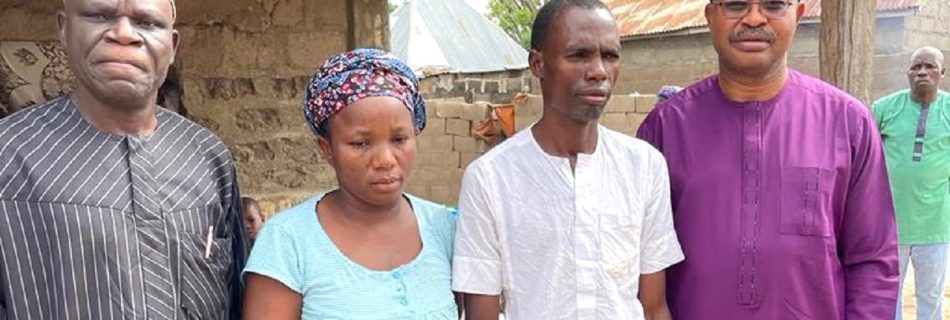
[873,46,950,320]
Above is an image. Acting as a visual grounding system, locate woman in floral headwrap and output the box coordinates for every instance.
[243,49,459,319]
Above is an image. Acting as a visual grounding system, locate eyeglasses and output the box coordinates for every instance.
[710,0,798,20]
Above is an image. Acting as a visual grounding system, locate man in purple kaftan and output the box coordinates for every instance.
[636,1,899,319]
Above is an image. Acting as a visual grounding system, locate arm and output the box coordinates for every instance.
[454,291,464,319]
[639,271,672,320]
[840,108,900,320]
[636,110,663,151]
[452,167,503,319]
[637,148,683,318]
[243,273,303,320]
[226,170,250,319]
[463,293,500,320]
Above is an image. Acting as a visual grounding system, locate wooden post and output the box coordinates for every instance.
[819,0,876,106]
[347,0,391,51]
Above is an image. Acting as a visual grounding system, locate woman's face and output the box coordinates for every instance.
[318,96,417,207]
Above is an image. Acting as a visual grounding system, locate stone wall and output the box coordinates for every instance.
[616,14,944,100]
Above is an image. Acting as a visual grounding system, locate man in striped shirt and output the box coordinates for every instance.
[0,0,248,319]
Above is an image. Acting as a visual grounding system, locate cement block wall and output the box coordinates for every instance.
[418,69,539,104]
[406,94,660,206]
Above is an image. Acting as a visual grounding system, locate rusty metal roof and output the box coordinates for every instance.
[607,0,920,38]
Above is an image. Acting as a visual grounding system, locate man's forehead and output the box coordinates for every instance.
[63,0,177,20]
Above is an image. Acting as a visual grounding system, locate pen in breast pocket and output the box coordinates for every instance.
[204,225,214,259]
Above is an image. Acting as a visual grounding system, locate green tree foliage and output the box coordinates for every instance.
[488,0,543,50]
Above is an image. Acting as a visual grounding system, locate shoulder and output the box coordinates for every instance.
[599,126,663,160]
[789,69,869,112]
[649,74,721,116]
[266,195,323,231]
[463,128,537,177]
[160,110,232,157]
[407,194,458,229]
[0,97,71,142]
[872,90,911,122]
[874,90,911,107]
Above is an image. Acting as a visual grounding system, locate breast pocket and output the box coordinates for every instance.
[780,167,836,238]
[173,204,234,319]
[180,234,233,320]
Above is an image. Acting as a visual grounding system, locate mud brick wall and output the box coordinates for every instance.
[0,0,390,217]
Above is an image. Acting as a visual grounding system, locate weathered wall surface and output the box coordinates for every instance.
[0,0,389,216]
[901,0,950,94]
[616,16,925,100]
[418,68,538,104]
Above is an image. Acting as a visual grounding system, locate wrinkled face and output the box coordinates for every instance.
[59,0,178,108]
[907,51,945,95]
[530,7,620,124]
[243,206,264,240]
[318,96,417,207]
[705,0,804,76]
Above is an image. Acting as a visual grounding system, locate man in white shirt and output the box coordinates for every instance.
[451,1,684,319]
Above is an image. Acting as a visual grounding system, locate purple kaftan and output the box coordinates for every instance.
[637,70,899,320]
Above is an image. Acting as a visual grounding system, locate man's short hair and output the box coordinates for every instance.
[530,0,610,51]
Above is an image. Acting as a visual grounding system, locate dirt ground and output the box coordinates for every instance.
[900,266,950,319]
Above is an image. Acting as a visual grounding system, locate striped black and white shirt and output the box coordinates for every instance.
[0,96,248,319]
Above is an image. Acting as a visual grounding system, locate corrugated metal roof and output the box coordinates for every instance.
[390,0,529,75]
[606,0,920,38]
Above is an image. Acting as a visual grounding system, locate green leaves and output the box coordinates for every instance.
[487,0,543,49]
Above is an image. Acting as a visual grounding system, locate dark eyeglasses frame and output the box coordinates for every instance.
[709,0,801,20]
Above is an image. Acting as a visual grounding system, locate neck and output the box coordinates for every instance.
[532,112,599,168]
[71,87,158,137]
[328,189,405,227]
[911,89,938,105]
[718,63,788,102]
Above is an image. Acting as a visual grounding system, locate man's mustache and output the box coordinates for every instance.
[730,28,776,43]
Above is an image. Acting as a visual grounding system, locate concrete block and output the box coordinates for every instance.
[409,168,440,184]
[600,113,630,132]
[515,116,537,132]
[404,182,428,197]
[423,117,446,135]
[429,185,459,205]
[506,78,524,92]
[460,152,482,169]
[461,102,490,122]
[416,152,461,169]
[635,95,660,114]
[435,101,464,119]
[417,134,454,151]
[515,94,544,117]
[606,95,637,113]
[445,119,472,136]
[629,113,648,133]
[483,80,501,94]
[454,136,486,153]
